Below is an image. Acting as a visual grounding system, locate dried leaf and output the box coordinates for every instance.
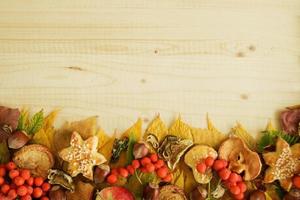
[144,115,168,142]
[168,117,193,140]
[0,142,10,164]
[172,168,185,189]
[69,116,98,139]
[231,122,256,150]
[0,106,20,142]
[121,118,142,140]
[98,133,116,161]
[66,181,94,200]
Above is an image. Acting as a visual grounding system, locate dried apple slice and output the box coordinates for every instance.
[184,145,218,184]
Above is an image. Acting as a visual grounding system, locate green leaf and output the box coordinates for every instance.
[27,109,44,135]
[126,132,136,165]
[17,110,28,131]
[274,182,285,199]
[0,142,10,164]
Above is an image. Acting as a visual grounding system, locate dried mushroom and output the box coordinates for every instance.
[48,169,75,192]
[157,135,193,170]
[184,145,218,184]
[218,136,262,181]
[111,137,129,162]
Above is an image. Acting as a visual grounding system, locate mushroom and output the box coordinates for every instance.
[218,136,262,181]
[184,145,218,184]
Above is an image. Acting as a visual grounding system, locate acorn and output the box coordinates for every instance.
[7,131,29,149]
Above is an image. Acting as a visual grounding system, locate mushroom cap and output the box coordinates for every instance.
[218,136,262,181]
[184,145,218,184]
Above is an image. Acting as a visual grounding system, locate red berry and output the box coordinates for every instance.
[218,168,231,181]
[0,177,4,185]
[155,160,165,168]
[14,176,25,186]
[140,167,147,173]
[26,177,34,186]
[157,167,168,179]
[229,185,241,195]
[110,168,119,176]
[21,195,32,200]
[196,163,207,174]
[0,167,6,177]
[146,163,155,173]
[20,170,31,180]
[8,189,17,199]
[205,156,215,167]
[32,187,43,198]
[150,154,158,163]
[213,160,225,171]
[233,192,244,200]
[34,177,44,186]
[1,184,10,194]
[293,176,300,189]
[41,197,49,200]
[141,157,151,166]
[224,180,236,189]
[163,174,173,182]
[228,172,240,183]
[42,182,51,192]
[10,183,17,189]
[6,162,16,170]
[126,165,135,175]
[17,185,28,196]
[26,185,33,195]
[107,174,117,184]
[237,182,247,193]
[132,160,140,169]
[9,169,19,179]
[119,168,129,178]
[221,159,228,168]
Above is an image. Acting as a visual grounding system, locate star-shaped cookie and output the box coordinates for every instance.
[59,131,106,180]
[263,137,300,191]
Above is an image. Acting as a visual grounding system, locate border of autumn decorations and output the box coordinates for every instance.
[0,106,299,200]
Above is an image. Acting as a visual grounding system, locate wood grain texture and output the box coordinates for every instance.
[0,0,299,136]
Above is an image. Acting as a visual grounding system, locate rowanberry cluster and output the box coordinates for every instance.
[0,161,51,200]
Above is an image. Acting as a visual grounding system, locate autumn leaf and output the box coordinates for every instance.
[121,118,142,140]
[144,115,168,142]
[66,181,94,200]
[231,122,256,150]
[0,106,20,142]
[98,133,116,161]
[168,117,193,140]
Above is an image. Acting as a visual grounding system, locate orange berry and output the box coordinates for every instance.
[155,160,165,168]
[26,177,34,186]
[233,192,244,200]
[9,170,19,179]
[34,177,44,187]
[0,167,6,177]
[221,159,228,168]
[293,176,300,189]
[17,185,28,196]
[126,165,135,175]
[107,174,117,184]
[41,197,49,200]
[0,177,4,185]
[237,182,247,193]
[218,168,231,181]
[20,169,31,180]
[157,167,168,179]
[140,167,147,173]
[229,185,241,195]
[205,157,215,167]
[146,163,155,173]
[42,182,51,192]
[150,154,158,163]
[14,176,25,186]
[228,172,240,183]
[26,186,33,195]
[1,184,10,194]
[32,187,43,198]
[119,168,129,178]
[111,168,119,176]
[8,189,17,199]
[6,162,16,170]
[21,194,32,200]
[196,163,207,174]
[132,160,140,169]
[163,174,173,182]
[213,160,225,171]
[141,157,151,166]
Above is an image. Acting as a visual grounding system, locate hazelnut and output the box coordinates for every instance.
[249,190,266,200]
[8,131,29,149]
[133,142,149,159]
[190,186,207,200]
[143,183,159,200]
[94,164,110,184]
[284,188,300,200]
[49,186,67,200]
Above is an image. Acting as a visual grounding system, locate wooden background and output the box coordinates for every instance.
[0,0,299,136]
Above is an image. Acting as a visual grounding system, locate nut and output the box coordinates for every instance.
[133,142,149,159]
[7,131,29,149]
[249,190,266,200]
[94,164,110,184]
[284,188,300,200]
[189,186,207,200]
[143,183,159,200]
[49,186,67,200]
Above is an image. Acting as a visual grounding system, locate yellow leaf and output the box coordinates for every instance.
[231,122,256,150]
[98,133,116,161]
[172,168,185,189]
[96,128,111,149]
[121,118,142,140]
[144,115,168,142]
[69,116,98,139]
[168,117,193,140]
[266,120,276,131]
